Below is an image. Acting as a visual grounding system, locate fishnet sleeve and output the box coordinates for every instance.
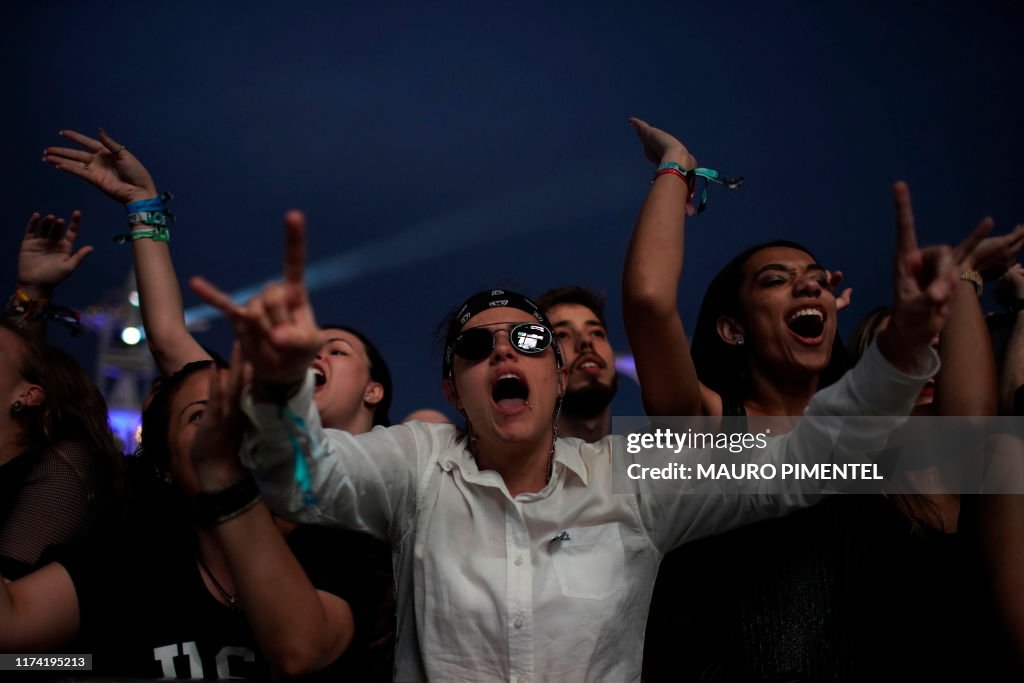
[0,441,94,578]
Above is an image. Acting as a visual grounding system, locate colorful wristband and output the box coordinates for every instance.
[126,210,168,227]
[5,287,81,334]
[6,286,48,324]
[654,165,694,186]
[125,197,165,213]
[650,163,744,215]
[125,192,174,227]
[113,226,171,244]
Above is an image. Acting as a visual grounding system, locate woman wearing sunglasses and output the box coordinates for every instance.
[190,207,951,682]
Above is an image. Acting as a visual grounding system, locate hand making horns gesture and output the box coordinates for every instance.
[190,211,326,391]
[882,181,992,369]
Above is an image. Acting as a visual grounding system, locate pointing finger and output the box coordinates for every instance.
[893,181,919,258]
[283,210,306,286]
[190,276,245,320]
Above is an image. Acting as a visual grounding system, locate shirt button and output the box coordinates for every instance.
[514,555,524,566]
[514,616,525,629]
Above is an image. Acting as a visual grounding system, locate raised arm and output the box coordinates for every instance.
[191,212,418,538]
[641,181,988,551]
[191,350,353,676]
[876,182,989,375]
[997,264,1024,414]
[44,129,208,375]
[10,211,92,339]
[622,118,712,417]
[931,223,1019,417]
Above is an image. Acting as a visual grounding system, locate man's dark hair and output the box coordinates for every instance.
[537,286,607,327]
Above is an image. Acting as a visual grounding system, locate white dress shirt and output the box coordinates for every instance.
[241,341,936,682]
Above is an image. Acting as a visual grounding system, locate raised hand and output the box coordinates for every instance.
[827,270,853,312]
[17,211,93,294]
[43,129,157,204]
[996,264,1024,310]
[190,211,324,389]
[628,117,697,168]
[191,344,252,489]
[967,224,1024,281]
[883,181,991,363]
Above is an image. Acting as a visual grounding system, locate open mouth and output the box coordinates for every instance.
[313,368,327,390]
[492,372,530,414]
[786,307,825,343]
[574,355,605,375]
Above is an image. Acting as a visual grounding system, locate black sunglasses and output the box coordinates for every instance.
[453,322,554,362]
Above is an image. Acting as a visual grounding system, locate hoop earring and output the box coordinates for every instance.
[736,336,744,346]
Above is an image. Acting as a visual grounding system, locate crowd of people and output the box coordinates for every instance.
[0,119,1021,681]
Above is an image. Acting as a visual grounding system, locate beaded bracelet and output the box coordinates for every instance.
[654,166,694,186]
[960,270,983,297]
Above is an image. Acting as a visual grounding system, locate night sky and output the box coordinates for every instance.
[6,2,1023,422]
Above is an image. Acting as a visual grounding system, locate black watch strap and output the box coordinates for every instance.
[196,473,261,527]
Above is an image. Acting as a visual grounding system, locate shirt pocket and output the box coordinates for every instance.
[550,523,625,600]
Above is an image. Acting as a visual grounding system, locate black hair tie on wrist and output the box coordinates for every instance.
[196,473,261,527]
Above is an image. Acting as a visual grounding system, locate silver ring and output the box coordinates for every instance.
[117,144,127,155]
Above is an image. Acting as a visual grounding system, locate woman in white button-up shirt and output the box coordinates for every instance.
[189,195,977,681]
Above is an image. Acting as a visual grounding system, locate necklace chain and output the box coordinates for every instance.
[197,555,240,612]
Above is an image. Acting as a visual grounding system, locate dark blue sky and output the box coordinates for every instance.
[6,2,1022,420]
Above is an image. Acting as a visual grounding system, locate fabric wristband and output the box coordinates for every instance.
[125,197,166,213]
[125,192,174,224]
[126,210,168,227]
[196,472,262,526]
[113,226,170,244]
[652,162,744,214]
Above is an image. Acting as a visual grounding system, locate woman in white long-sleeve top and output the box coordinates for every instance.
[188,191,973,682]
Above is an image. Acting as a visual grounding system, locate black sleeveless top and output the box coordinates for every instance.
[642,398,978,683]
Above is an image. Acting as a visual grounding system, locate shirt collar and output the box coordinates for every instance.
[438,435,590,487]
[553,437,589,486]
